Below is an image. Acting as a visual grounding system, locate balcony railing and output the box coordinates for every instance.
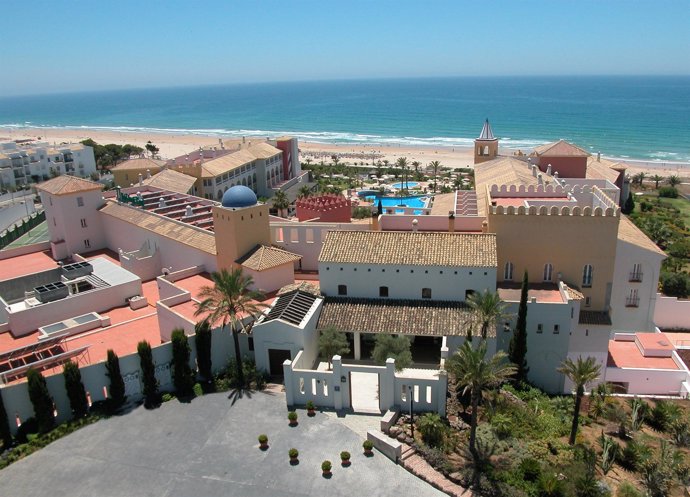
[629,272,643,282]
[625,297,640,307]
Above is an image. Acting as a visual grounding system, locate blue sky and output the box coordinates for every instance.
[2,0,689,96]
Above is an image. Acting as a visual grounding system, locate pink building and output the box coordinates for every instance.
[295,194,352,222]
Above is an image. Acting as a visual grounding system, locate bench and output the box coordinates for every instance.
[367,429,402,463]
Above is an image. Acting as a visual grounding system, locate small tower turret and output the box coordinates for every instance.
[474,119,499,164]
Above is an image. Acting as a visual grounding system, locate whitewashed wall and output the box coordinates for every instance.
[654,294,690,330]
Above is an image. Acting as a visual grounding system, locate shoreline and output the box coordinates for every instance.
[1,126,688,176]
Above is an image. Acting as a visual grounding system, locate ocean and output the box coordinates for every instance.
[1,76,689,161]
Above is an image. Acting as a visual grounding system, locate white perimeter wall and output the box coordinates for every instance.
[654,294,690,330]
[318,262,496,301]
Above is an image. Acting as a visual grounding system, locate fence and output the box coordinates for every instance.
[283,353,447,416]
[0,211,46,250]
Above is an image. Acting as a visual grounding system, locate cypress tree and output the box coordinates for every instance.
[137,341,159,407]
[0,388,12,448]
[26,368,55,433]
[194,320,213,382]
[622,191,635,214]
[63,361,88,418]
[171,329,194,397]
[509,271,529,382]
[105,349,126,407]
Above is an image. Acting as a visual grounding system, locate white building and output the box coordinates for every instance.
[0,141,96,188]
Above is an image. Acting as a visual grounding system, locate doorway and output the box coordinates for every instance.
[349,372,381,413]
[268,349,292,376]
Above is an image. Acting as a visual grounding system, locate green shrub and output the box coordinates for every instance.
[161,393,175,402]
[105,349,126,407]
[321,460,332,472]
[62,361,88,418]
[620,438,651,472]
[137,341,159,407]
[26,369,54,434]
[171,329,194,397]
[340,451,350,460]
[306,400,315,410]
[289,448,298,458]
[658,186,678,198]
[0,388,11,448]
[258,434,268,444]
[598,434,619,475]
[363,439,374,451]
[538,472,566,497]
[649,400,681,432]
[288,411,298,423]
[192,383,203,397]
[194,320,213,382]
[417,412,446,447]
[490,413,513,439]
[661,272,690,298]
[616,482,643,497]
[520,457,542,482]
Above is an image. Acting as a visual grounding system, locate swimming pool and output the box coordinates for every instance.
[390,181,419,189]
[360,193,429,213]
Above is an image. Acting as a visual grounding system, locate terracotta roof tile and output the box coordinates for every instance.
[36,176,103,196]
[533,140,590,157]
[319,231,497,267]
[317,297,483,336]
[473,156,541,216]
[110,157,166,172]
[141,169,197,194]
[238,245,302,271]
[618,216,666,257]
[99,201,216,255]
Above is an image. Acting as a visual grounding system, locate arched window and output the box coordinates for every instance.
[543,263,553,282]
[504,262,514,281]
[582,264,593,287]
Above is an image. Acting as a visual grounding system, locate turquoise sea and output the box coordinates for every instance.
[1,76,689,161]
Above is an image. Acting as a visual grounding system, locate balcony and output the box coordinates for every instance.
[629,271,643,282]
[625,296,640,308]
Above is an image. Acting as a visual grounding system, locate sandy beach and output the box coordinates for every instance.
[1,126,687,177]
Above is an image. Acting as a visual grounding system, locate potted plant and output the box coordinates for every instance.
[340,450,351,467]
[306,400,316,417]
[321,459,332,477]
[289,448,299,465]
[258,434,268,450]
[363,439,374,456]
[288,411,298,426]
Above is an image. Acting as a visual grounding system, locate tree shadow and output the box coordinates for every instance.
[227,386,255,406]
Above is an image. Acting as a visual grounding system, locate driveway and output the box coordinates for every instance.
[0,388,444,497]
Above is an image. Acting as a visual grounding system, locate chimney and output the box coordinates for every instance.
[546,164,552,176]
[185,205,193,217]
[412,219,419,232]
[448,212,455,233]
[158,197,166,209]
[370,212,380,231]
[537,173,544,185]
[532,165,538,177]
[481,220,488,233]
[146,168,152,179]
[554,171,559,180]
[527,157,532,168]
[138,173,143,186]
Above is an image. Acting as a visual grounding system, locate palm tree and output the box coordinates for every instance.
[195,268,267,388]
[375,160,383,178]
[651,174,664,189]
[272,190,290,217]
[633,172,645,187]
[297,185,312,199]
[667,175,681,187]
[304,158,312,168]
[558,356,601,445]
[446,340,516,456]
[411,160,421,177]
[429,160,441,193]
[396,157,409,198]
[331,155,340,167]
[467,290,511,339]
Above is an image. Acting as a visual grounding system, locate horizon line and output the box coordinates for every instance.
[3,73,690,99]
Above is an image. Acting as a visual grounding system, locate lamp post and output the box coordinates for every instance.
[408,385,414,442]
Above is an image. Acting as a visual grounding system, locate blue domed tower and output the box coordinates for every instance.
[213,185,271,270]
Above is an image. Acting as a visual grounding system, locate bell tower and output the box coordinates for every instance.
[474,119,499,164]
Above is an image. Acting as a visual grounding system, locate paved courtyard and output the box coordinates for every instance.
[0,388,444,497]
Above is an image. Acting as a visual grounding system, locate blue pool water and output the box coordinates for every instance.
[360,194,429,213]
[390,182,419,189]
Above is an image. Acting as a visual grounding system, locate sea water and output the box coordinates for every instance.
[1,76,689,161]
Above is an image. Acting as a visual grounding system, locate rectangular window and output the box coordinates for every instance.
[582,265,593,288]
[80,218,87,228]
[77,197,84,207]
[553,324,560,334]
[537,324,543,334]
[585,297,591,307]
[83,239,90,249]
[422,288,432,299]
[338,285,347,296]
[630,263,643,282]
[379,286,389,297]
[248,337,254,351]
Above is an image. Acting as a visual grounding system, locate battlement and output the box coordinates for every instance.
[296,194,352,223]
